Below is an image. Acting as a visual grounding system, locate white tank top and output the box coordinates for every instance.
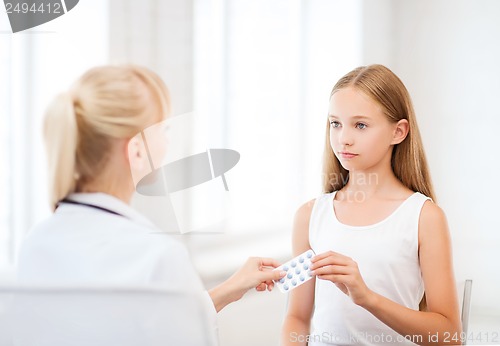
[308,191,430,346]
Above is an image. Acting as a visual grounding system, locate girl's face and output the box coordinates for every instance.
[328,86,405,172]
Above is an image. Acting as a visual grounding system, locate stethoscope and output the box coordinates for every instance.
[57,199,125,218]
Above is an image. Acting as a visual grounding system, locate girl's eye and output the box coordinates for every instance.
[356,123,367,130]
[330,121,341,128]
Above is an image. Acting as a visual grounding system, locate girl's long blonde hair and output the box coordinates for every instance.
[322,64,436,202]
[44,65,170,211]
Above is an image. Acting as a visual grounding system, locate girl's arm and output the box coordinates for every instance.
[281,200,316,346]
[311,201,462,345]
[365,201,462,344]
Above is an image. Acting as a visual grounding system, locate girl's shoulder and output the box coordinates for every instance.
[294,198,316,225]
[414,193,449,247]
[419,198,447,231]
[292,198,317,253]
[294,191,335,224]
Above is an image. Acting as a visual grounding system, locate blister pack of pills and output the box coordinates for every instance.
[274,249,315,293]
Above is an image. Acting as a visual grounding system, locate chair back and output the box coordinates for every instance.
[0,284,217,346]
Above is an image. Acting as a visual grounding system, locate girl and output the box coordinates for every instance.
[281,65,461,345]
[16,65,285,341]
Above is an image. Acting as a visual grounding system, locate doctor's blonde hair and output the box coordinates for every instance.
[322,64,436,201]
[44,65,170,211]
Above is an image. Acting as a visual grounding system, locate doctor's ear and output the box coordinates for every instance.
[127,136,146,171]
[391,119,409,145]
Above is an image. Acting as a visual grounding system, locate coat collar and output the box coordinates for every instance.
[59,193,157,230]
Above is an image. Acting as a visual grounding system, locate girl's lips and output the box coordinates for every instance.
[339,152,358,159]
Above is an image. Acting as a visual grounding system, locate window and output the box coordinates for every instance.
[192,0,363,236]
[0,29,13,268]
[0,0,109,269]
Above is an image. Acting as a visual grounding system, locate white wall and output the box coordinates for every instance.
[363,0,500,315]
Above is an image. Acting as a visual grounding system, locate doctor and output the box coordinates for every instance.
[16,65,285,336]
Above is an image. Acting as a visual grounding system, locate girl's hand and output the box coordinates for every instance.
[209,257,286,312]
[310,251,374,307]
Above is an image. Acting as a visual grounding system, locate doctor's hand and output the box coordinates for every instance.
[234,257,286,292]
[311,251,375,307]
[208,257,286,313]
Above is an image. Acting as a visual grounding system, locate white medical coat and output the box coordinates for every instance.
[15,192,217,339]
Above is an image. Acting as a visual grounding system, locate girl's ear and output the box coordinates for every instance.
[391,119,409,145]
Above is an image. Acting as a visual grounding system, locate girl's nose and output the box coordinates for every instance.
[338,128,354,146]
